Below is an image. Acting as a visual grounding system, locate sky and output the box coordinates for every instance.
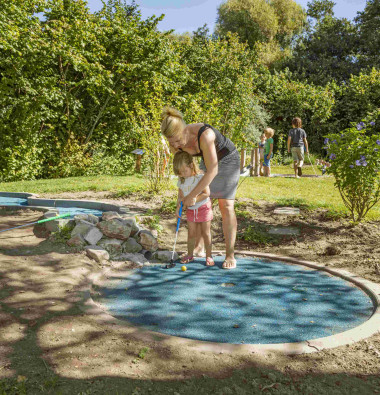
[86,0,368,34]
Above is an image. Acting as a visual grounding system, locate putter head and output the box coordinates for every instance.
[165,259,176,269]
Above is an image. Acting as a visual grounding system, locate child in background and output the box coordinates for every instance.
[263,128,274,177]
[258,133,266,176]
[173,151,214,267]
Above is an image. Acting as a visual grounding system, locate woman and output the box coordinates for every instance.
[161,107,240,269]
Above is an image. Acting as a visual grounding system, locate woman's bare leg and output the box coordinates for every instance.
[218,199,237,269]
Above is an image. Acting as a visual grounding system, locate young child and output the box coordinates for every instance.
[258,133,266,176]
[263,128,274,177]
[287,117,309,178]
[173,151,214,266]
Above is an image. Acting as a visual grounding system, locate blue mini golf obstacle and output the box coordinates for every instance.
[95,255,375,345]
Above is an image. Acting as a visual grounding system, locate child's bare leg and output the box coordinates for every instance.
[184,222,197,262]
[201,221,213,264]
[193,224,205,256]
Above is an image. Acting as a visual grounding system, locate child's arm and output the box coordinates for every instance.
[176,189,184,218]
[268,142,273,159]
[195,186,210,203]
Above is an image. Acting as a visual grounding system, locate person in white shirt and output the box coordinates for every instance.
[173,151,214,266]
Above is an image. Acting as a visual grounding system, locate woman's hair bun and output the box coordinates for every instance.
[161,107,183,121]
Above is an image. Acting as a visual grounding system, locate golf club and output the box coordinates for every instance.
[165,201,183,269]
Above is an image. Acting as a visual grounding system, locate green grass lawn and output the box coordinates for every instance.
[0,166,379,220]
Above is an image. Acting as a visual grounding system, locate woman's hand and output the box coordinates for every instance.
[183,195,196,208]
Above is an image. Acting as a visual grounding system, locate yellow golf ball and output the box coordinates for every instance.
[181,265,187,272]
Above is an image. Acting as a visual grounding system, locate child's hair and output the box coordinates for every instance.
[173,151,199,183]
[292,117,302,128]
[161,107,186,138]
[264,127,275,138]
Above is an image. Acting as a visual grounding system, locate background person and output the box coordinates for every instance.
[263,128,274,177]
[258,133,266,176]
[161,107,240,270]
[287,117,309,178]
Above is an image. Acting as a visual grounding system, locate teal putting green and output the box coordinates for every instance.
[0,197,102,217]
[95,256,374,344]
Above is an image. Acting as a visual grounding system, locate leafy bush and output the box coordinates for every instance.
[325,115,380,222]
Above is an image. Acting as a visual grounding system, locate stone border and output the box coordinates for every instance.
[78,251,380,355]
[0,191,128,214]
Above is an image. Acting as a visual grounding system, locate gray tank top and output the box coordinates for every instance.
[194,124,236,161]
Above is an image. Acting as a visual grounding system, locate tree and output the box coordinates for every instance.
[284,0,360,85]
[215,0,305,65]
[355,0,380,69]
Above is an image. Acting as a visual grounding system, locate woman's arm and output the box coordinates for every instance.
[182,129,218,207]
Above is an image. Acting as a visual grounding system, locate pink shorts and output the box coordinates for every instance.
[186,200,213,223]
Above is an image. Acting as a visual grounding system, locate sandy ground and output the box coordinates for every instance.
[1,192,380,394]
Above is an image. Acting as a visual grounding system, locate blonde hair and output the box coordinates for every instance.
[173,151,199,184]
[161,107,186,138]
[292,117,302,128]
[264,127,275,138]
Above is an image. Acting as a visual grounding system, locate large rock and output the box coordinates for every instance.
[84,227,103,245]
[114,252,147,266]
[122,238,143,253]
[86,246,110,263]
[74,214,99,225]
[120,217,140,236]
[97,238,123,256]
[137,230,158,252]
[46,218,75,233]
[97,219,132,240]
[153,250,179,262]
[102,211,121,221]
[71,222,94,238]
[67,234,86,247]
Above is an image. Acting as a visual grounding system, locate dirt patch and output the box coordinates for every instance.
[1,195,380,394]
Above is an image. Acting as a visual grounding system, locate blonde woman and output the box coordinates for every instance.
[161,107,240,269]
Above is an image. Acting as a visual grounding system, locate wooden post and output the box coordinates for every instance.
[254,148,259,176]
[135,154,142,173]
[240,149,246,172]
[250,149,254,176]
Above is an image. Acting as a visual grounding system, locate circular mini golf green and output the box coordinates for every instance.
[94,255,375,345]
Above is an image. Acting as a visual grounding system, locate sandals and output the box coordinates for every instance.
[222,259,237,270]
[180,255,194,264]
[206,257,215,266]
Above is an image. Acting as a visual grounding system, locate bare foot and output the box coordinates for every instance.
[206,257,215,266]
[222,258,236,270]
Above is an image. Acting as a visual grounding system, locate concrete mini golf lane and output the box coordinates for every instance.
[94,256,375,345]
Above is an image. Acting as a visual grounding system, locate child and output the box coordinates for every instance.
[263,128,274,177]
[173,151,214,266]
[258,133,266,176]
[287,117,309,178]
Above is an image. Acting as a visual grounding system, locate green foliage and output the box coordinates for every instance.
[325,115,380,222]
[331,69,380,133]
[284,14,359,86]
[160,198,177,214]
[216,0,305,65]
[354,0,380,70]
[137,347,149,359]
